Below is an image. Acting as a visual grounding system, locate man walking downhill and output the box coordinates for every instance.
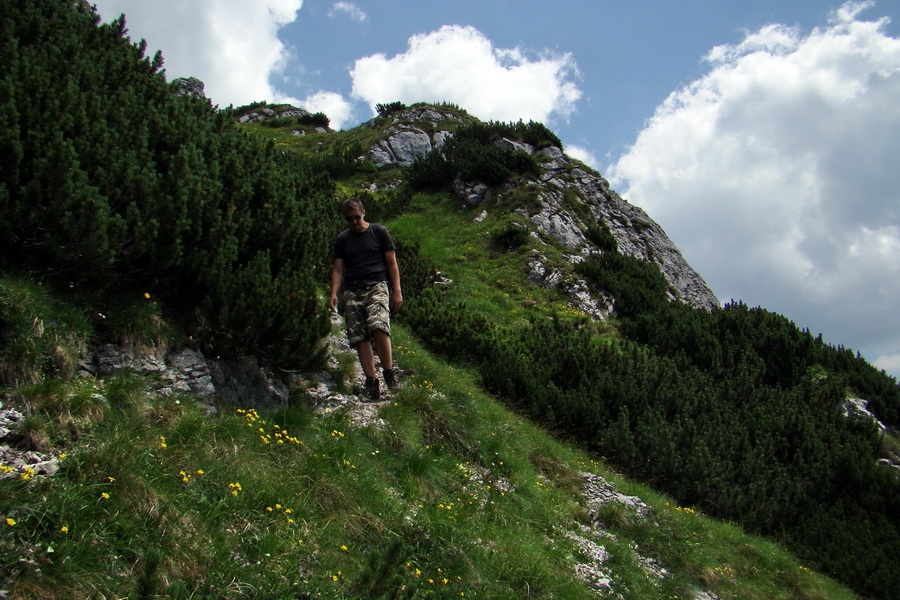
[330,198,403,400]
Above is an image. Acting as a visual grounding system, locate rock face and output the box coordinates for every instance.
[171,77,205,98]
[236,104,313,124]
[362,105,719,313]
[92,345,291,410]
[364,106,462,170]
[528,150,719,311]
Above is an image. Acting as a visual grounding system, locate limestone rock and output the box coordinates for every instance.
[523,152,719,311]
[237,105,312,124]
[364,105,462,170]
[453,179,491,207]
[165,349,215,398]
[208,356,289,408]
[171,76,205,98]
[368,129,433,169]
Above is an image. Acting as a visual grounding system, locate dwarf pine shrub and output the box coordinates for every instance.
[1,0,340,369]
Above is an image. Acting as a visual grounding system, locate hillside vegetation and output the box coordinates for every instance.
[2,1,899,599]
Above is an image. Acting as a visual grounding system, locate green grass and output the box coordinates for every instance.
[388,191,600,332]
[1,320,859,599]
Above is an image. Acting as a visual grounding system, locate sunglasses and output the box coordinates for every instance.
[345,213,363,223]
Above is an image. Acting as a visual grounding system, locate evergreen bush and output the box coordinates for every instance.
[376,101,407,117]
[490,223,530,250]
[0,0,339,368]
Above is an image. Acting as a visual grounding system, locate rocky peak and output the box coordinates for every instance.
[365,105,463,169]
[171,76,205,98]
[236,103,311,124]
[528,151,719,311]
[359,106,719,313]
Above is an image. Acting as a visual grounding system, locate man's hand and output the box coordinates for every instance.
[391,291,403,314]
[330,258,344,314]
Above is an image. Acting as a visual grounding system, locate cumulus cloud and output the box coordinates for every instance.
[609,1,900,375]
[350,25,581,124]
[300,90,355,129]
[565,145,599,170]
[329,2,367,22]
[92,0,303,106]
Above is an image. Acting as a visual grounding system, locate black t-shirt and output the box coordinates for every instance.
[333,224,396,290]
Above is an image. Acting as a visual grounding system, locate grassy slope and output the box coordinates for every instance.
[0,318,857,599]
[0,114,859,599]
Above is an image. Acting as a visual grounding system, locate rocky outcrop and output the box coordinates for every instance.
[171,76,205,98]
[358,106,718,311]
[561,471,718,599]
[454,179,492,207]
[236,104,313,124]
[528,148,719,311]
[91,345,294,410]
[365,106,462,169]
[843,397,900,474]
[95,345,216,402]
[368,130,435,169]
[0,406,62,480]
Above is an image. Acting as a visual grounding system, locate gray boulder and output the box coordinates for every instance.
[368,129,434,169]
[171,77,206,98]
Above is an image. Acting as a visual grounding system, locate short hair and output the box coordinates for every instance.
[341,198,364,213]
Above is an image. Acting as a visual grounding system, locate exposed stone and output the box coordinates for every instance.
[0,408,61,480]
[362,105,462,169]
[582,472,652,519]
[433,130,453,150]
[237,105,312,124]
[95,343,166,376]
[208,355,289,408]
[531,194,587,247]
[164,349,215,398]
[171,76,205,98]
[536,145,568,171]
[453,179,491,207]
[525,153,719,311]
[368,129,434,169]
[843,397,889,434]
[495,137,535,155]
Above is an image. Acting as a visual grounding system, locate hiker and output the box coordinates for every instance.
[330,198,403,400]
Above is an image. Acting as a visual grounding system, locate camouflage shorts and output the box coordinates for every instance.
[341,282,391,347]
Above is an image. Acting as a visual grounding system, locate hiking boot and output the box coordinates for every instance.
[383,367,401,390]
[364,376,380,401]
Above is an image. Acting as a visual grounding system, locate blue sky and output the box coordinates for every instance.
[93,0,900,379]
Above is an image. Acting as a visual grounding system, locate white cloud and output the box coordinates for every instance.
[329,2,367,22]
[609,2,900,377]
[565,145,599,170]
[92,0,303,106]
[350,25,581,124]
[300,90,355,129]
[874,353,900,379]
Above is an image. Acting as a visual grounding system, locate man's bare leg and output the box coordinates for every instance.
[372,329,393,371]
[355,341,377,378]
